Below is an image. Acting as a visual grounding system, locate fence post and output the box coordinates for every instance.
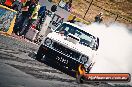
[83,0,94,19]
[114,14,119,23]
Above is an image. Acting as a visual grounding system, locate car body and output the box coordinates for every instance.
[36,22,99,74]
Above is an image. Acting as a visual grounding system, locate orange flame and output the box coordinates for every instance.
[78,64,86,75]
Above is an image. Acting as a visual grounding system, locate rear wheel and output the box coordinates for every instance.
[76,75,84,84]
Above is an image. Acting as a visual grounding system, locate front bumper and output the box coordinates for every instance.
[36,45,82,71]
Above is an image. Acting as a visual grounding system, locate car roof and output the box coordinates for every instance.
[63,22,99,38]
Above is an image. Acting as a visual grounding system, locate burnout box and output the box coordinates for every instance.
[0,5,17,35]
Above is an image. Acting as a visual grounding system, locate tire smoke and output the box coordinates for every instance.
[83,23,132,85]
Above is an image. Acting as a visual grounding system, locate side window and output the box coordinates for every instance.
[60,25,66,31]
[63,27,69,36]
[55,23,66,32]
[65,27,69,32]
[68,27,75,35]
[75,30,82,37]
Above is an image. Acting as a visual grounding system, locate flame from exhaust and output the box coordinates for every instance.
[78,64,86,75]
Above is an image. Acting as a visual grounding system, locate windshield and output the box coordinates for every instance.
[55,23,99,50]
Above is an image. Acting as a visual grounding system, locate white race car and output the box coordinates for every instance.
[36,22,99,74]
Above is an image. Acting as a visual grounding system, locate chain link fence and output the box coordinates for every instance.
[53,0,132,28]
[69,0,132,29]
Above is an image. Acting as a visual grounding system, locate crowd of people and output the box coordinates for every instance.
[0,0,103,40]
[1,0,46,38]
[1,0,74,38]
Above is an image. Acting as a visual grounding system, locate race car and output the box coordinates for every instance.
[36,22,99,75]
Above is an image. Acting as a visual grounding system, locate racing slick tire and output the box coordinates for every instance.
[76,75,84,84]
[36,46,46,62]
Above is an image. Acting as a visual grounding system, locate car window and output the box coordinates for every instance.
[55,23,99,50]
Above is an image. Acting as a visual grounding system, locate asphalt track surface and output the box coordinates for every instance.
[0,34,113,87]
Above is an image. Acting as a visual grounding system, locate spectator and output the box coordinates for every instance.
[27,1,40,30]
[13,0,37,36]
[36,5,46,31]
[13,0,29,35]
[64,0,72,11]
[58,0,66,8]
[67,16,76,23]
[20,0,39,37]
[94,12,103,23]
[31,1,40,20]
[4,0,15,8]
[12,0,22,12]
[12,0,23,34]
[12,0,24,19]
[38,5,46,16]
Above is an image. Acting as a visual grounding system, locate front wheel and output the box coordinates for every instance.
[41,55,47,62]
[36,46,45,61]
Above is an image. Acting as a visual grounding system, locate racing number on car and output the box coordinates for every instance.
[56,56,68,64]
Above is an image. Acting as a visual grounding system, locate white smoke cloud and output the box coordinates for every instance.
[84,23,132,85]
